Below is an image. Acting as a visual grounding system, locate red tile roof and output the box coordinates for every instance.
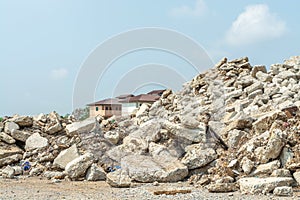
[87,98,121,106]
[123,94,160,103]
[147,89,166,96]
[115,94,134,99]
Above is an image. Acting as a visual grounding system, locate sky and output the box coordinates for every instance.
[1,0,300,116]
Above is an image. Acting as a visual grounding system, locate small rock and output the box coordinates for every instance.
[255,71,272,82]
[12,116,33,127]
[153,181,159,186]
[228,159,238,168]
[0,144,23,159]
[252,110,284,134]
[273,186,293,196]
[106,169,131,188]
[241,157,254,174]
[122,155,188,182]
[181,144,217,169]
[35,113,47,122]
[65,118,95,136]
[11,166,22,176]
[277,70,297,80]
[227,129,244,148]
[136,103,150,117]
[238,177,294,194]
[293,171,300,185]
[44,171,66,179]
[251,65,267,78]
[65,153,94,180]
[271,169,292,177]
[280,147,294,168]
[0,132,16,144]
[258,128,287,163]
[53,144,79,169]
[25,133,48,151]
[244,82,263,94]
[45,122,62,135]
[10,129,31,142]
[181,115,200,129]
[4,122,19,134]
[1,166,15,178]
[0,154,22,167]
[29,166,44,176]
[104,131,120,145]
[251,160,280,176]
[86,163,106,181]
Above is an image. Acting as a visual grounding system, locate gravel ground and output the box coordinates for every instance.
[0,177,299,200]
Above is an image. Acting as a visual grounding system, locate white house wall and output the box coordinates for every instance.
[121,102,138,116]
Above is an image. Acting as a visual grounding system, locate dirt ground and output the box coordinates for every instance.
[0,177,298,200]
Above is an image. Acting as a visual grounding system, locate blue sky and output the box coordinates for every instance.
[1,0,300,116]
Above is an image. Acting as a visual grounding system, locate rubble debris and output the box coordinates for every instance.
[1,55,300,197]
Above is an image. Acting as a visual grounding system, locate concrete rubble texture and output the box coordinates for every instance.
[2,56,300,197]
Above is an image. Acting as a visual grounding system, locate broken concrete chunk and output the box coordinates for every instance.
[43,171,66,179]
[65,153,94,180]
[251,65,267,78]
[293,171,300,185]
[53,144,79,169]
[227,129,244,149]
[25,132,48,151]
[106,169,132,188]
[104,131,120,145]
[273,186,293,196]
[45,122,62,135]
[251,160,280,176]
[241,157,254,175]
[4,122,19,134]
[86,163,106,181]
[252,111,285,134]
[238,177,294,194]
[1,165,15,178]
[12,116,33,127]
[244,82,263,94]
[10,129,31,142]
[0,154,22,167]
[271,169,292,177]
[0,132,16,144]
[121,155,188,183]
[0,143,23,159]
[181,144,217,169]
[65,118,95,136]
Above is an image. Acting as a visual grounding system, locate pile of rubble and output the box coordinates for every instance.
[0,113,107,181]
[2,55,300,197]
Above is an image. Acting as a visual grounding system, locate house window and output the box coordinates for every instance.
[96,107,99,111]
[105,106,108,110]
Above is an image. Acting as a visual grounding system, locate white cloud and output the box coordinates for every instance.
[225,4,286,46]
[170,0,207,17]
[50,68,68,80]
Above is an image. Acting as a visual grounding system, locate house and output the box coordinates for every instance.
[87,98,122,118]
[147,89,166,96]
[87,89,166,118]
[119,94,161,116]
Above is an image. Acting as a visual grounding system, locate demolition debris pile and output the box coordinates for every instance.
[2,55,300,196]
